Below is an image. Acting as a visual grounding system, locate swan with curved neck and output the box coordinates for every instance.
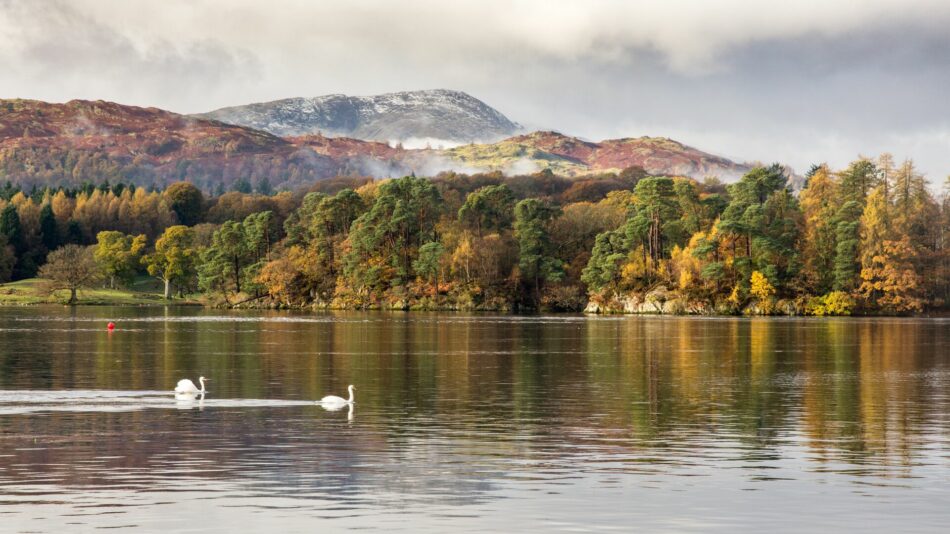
[320,385,354,405]
[175,376,208,395]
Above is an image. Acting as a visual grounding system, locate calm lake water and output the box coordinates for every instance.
[0,307,947,533]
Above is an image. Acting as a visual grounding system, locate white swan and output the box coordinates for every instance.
[319,385,354,406]
[175,376,208,395]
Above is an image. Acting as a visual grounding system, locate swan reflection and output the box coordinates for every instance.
[174,391,205,410]
[320,400,354,421]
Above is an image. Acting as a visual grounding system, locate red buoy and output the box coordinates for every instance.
[107,322,115,331]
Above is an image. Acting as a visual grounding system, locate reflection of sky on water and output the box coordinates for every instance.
[0,307,947,532]
[0,390,316,414]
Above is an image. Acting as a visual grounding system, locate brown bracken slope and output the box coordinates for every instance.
[0,99,751,190]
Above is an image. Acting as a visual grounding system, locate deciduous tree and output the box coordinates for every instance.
[94,231,146,289]
[142,225,197,299]
[39,244,101,304]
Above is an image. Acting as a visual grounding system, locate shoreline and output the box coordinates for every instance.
[2,300,943,318]
[0,279,202,307]
[2,280,945,317]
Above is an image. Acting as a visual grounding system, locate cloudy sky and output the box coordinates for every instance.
[1,0,948,181]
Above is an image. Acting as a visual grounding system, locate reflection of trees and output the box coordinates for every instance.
[0,308,946,498]
[581,316,945,469]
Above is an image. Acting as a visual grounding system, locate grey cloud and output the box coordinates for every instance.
[0,0,947,181]
[0,0,261,109]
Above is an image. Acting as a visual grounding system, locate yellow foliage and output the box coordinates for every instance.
[727,284,741,306]
[451,235,475,283]
[750,271,776,301]
[669,237,704,295]
[806,291,854,316]
[679,269,693,292]
[620,246,648,289]
[257,257,297,303]
[858,237,924,313]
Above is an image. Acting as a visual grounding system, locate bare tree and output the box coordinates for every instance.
[39,245,102,304]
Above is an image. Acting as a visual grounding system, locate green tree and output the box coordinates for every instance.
[256,177,273,196]
[344,176,442,293]
[832,200,863,291]
[837,159,877,205]
[514,198,563,308]
[233,178,252,194]
[0,203,27,279]
[0,203,23,254]
[458,184,515,238]
[64,220,84,245]
[413,241,445,289]
[243,211,276,265]
[674,178,710,236]
[142,225,197,299]
[164,182,205,226]
[198,220,251,296]
[582,228,630,293]
[39,203,60,252]
[94,231,146,289]
[241,211,276,295]
[716,165,801,292]
[627,177,683,269]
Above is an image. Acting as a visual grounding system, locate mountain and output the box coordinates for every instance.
[0,99,752,191]
[0,99,287,155]
[0,98,345,191]
[195,89,522,144]
[443,131,752,179]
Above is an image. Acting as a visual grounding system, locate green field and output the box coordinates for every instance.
[0,278,202,306]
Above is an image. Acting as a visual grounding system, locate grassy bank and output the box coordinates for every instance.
[0,278,202,306]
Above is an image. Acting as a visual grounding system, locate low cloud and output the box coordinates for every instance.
[391,138,464,151]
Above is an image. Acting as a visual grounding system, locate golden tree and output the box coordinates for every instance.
[858,237,924,313]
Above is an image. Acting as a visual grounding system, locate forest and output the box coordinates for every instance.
[0,156,947,315]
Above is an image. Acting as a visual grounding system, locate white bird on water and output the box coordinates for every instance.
[175,376,208,395]
[319,385,354,406]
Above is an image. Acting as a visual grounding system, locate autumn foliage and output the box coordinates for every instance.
[2,155,947,314]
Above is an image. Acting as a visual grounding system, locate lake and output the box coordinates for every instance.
[0,307,947,532]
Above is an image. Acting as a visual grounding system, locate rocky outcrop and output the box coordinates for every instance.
[584,287,713,315]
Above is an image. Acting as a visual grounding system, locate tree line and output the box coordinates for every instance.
[8,158,950,314]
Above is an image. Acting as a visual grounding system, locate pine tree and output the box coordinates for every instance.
[717,165,800,293]
[514,198,563,308]
[832,200,863,291]
[627,177,681,269]
[837,158,877,205]
[39,203,60,252]
[0,204,23,253]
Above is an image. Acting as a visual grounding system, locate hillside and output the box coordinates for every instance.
[0,99,753,190]
[444,131,752,178]
[196,89,522,144]
[0,99,340,190]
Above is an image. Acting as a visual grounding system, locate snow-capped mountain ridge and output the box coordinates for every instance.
[196,89,522,144]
